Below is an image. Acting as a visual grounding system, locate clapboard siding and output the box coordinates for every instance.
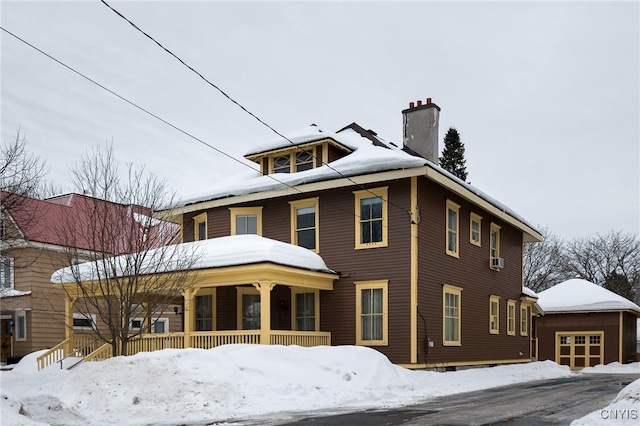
[416,177,530,365]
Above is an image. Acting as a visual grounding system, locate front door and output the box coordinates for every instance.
[1,317,13,363]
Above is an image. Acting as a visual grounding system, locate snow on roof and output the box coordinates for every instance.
[537,278,640,314]
[244,124,359,156]
[0,289,32,298]
[51,235,335,284]
[522,286,538,298]
[177,124,541,239]
[180,125,425,206]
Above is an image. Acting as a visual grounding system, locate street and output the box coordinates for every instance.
[269,373,638,426]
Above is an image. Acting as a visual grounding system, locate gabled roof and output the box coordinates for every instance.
[171,124,542,242]
[537,278,640,315]
[1,191,178,254]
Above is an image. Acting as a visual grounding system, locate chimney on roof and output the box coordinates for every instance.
[402,98,441,163]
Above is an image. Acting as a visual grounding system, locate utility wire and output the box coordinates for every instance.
[1,25,416,242]
[99,0,415,220]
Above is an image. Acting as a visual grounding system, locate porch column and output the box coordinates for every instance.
[254,281,275,345]
[64,295,76,354]
[183,288,194,348]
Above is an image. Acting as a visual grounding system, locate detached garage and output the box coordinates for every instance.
[536,278,640,370]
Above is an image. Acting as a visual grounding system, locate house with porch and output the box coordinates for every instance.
[0,191,178,365]
[48,98,543,369]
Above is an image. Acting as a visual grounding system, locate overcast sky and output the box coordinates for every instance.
[1,1,638,239]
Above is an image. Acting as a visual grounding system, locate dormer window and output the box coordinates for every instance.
[273,155,291,173]
[245,137,352,176]
[295,151,314,172]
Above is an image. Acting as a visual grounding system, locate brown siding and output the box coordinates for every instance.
[536,312,622,364]
[622,312,638,363]
[416,177,530,365]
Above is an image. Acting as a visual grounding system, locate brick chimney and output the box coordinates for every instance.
[402,98,441,163]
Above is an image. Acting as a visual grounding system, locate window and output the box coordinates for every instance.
[354,187,388,249]
[355,280,388,346]
[15,310,26,341]
[446,200,460,257]
[193,212,207,241]
[237,287,260,330]
[0,257,14,290]
[443,284,462,346]
[195,294,213,331]
[290,198,319,252]
[520,307,528,336]
[73,313,96,330]
[489,296,500,334]
[507,300,516,336]
[295,150,314,172]
[470,213,482,246]
[230,207,263,236]
[273,155,291,173]
[292,289,318,332]
[152,318,168,333]
[490,223,501,269]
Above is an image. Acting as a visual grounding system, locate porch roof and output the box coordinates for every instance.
[51,235,337,285]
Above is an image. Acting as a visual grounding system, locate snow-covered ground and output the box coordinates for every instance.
[1,345,638,426]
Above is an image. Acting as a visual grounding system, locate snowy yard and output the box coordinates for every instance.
[1,345,638,425]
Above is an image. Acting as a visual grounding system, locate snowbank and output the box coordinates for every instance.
[2,345,636,426]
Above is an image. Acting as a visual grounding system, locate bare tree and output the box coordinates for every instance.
[523,226,569,292]
[563,230,639,301]
[53,144,200,356]
[1,130,49,273]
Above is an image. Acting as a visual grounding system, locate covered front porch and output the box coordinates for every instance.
[42,236,338,370]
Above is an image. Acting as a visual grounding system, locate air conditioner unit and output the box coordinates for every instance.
[491,257,505,269]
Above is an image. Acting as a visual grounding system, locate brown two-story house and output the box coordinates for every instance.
[160,99,543,368]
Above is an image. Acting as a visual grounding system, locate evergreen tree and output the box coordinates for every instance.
[439,127,468,181]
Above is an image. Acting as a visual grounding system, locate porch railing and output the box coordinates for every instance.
[270,330,331,346]
[36,335,105,370]
[127,333,185,355]
[191,330,261,349]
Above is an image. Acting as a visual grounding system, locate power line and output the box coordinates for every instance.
[99,0,415,220]
[1,25,416,242]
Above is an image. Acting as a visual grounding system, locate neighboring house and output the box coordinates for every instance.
[535,278,640,370]
[0,191,178,364]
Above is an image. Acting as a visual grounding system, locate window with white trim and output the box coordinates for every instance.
[73,313,96,330]
[0,257,14,290]
[15,310,26,341]
[355,280,388,345]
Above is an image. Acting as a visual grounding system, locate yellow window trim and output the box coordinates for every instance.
[489,295,500,334]
[520,306,528,336]
[442,284,462,346]
[229,207,263,236]
[490,223,501,270]
[194,287,217,331]
[354,280,389,346]
[507,300,516,336]
[290,288,320,332]
[236,286,260,330]
[289,198,320,253]
[470,212,482,247]
[446,200,460,258]
[353,187,389,250]
[267,146,317,174]
[193,212,207,241]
